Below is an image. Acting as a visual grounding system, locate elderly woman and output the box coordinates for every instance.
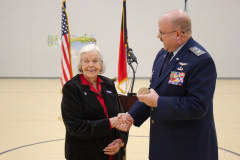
[61,44,128,160]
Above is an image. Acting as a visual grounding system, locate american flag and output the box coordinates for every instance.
[61,0,73,87]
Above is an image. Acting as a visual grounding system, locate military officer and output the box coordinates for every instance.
[119,9,218,160]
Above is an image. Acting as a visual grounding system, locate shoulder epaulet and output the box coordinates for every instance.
[189,47,206,56]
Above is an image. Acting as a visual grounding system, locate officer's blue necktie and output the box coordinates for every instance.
[160,52,173,76]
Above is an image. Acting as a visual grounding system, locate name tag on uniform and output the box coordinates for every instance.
[168,71,185,86]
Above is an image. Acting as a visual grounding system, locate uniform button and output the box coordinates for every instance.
[152,120,155,124]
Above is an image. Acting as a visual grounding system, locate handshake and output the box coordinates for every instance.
[110,113,134,132]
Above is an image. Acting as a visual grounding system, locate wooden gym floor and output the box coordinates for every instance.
[0,78,239,159]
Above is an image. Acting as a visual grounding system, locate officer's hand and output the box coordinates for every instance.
[137,88,159,107]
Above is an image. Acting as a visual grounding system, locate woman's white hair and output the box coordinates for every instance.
[78,44,105,74]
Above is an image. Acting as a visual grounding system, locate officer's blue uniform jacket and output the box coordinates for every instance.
[128,37,218,160]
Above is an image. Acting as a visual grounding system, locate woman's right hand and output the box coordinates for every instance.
[109,114,133,132]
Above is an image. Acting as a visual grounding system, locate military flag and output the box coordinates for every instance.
[185,0,189,13]
[118,0,129,93]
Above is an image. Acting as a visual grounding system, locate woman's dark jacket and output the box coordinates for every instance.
[61,74,128,160]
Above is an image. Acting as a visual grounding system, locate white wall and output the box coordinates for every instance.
[0,0,239,78]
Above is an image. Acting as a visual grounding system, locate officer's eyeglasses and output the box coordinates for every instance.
[158,30,185,37]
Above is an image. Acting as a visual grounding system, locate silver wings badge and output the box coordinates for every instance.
[177,62,188,71]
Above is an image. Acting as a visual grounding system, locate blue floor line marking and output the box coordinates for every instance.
[0,139,64,155]
[218,147,240,157]
[0,137,239,157]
